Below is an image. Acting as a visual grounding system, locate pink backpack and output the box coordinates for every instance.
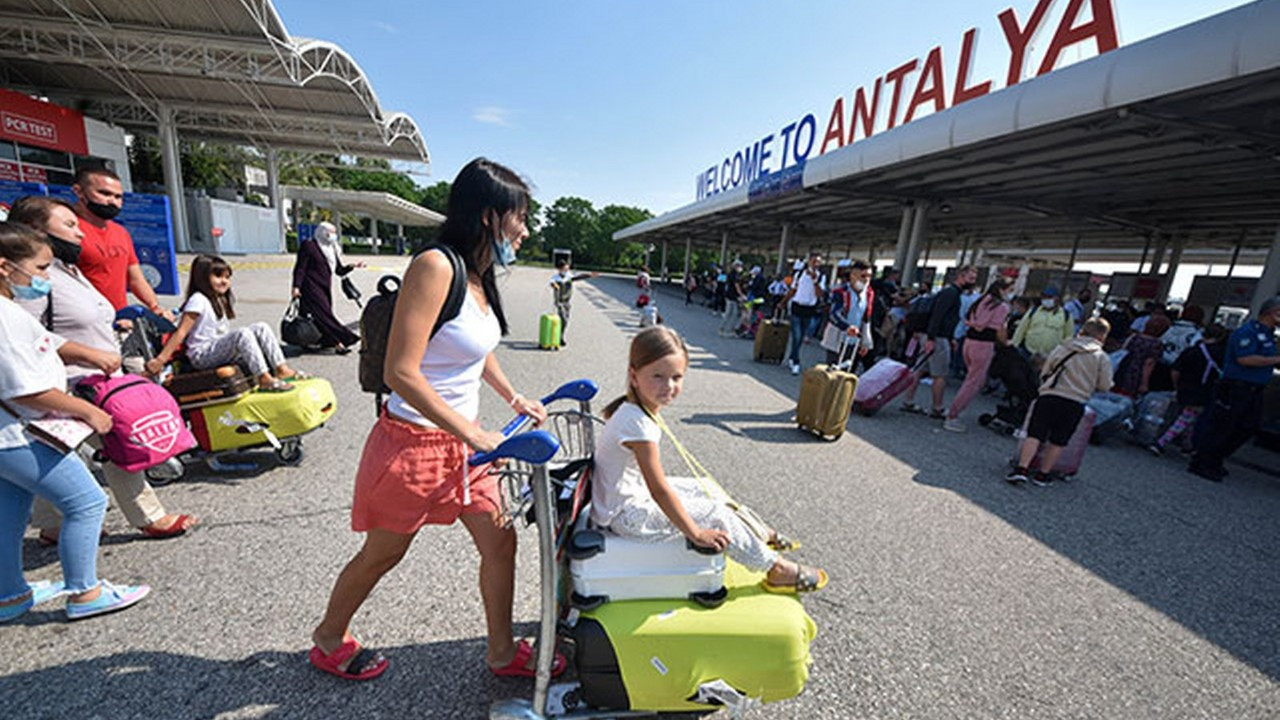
[78,374,196,472]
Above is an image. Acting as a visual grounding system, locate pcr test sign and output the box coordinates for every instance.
[695,0,1121,201]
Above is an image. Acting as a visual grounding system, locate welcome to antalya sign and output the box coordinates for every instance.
[695,0,1121,201]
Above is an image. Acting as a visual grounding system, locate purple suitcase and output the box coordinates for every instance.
[853,358,913,416]
[1011,400,1097,477]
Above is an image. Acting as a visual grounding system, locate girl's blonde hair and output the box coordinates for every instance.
[603,326,690,419]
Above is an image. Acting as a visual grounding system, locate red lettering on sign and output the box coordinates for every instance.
[998,0,1054,87]
[0,159,18,181]
[820,97,846,154]
[904,46,947,124]
[953,28,993,106]
[884,59,919,130]
[21,165,47,183]
[850,78,882,143]
[1038,0,1120,76]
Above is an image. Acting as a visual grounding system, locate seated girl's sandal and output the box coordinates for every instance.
[282,372,313,383]
[763,566,829,595]
[488,638,568,678]
[309,639,389,681]
[259,380,295,393]
[768,533,802,552]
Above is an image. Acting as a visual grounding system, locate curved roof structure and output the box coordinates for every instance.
[0,0,428,162]
[616,0,1280,260]
[283,185,444,227]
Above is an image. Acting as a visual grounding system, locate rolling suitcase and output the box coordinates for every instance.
[571,560,817,713]
[163,365,254,409]
[1131,391,1175,446]
[1011,399,1097,478]
[1085,391,1135,443]
[568,528,727,609]
[539,313,562,349]
[852,358,912,416]
[753,319,789,364]
[188,378,336,452]
[796,363,857,440]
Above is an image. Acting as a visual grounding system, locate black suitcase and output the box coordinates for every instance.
[164,365,254,408]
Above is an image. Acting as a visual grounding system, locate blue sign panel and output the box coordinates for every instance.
[297,223,316,243]
[0,180,48,217]
[119,192,180,296]
[747,161,805,204]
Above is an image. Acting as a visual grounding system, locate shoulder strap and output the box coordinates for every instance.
[1199,343,1222,384]
[421,243,466,339]
[1045,350,1081,388]
[864,287,875,322]
[41,291,54,332]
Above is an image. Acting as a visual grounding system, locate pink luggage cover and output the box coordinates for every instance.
[1021,404,1097,476]
[78,374,197,472]
[853,359,911,414]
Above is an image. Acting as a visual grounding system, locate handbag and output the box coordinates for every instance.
[280,298,323,348]
[341,276,363,308]
[0,398,95,454]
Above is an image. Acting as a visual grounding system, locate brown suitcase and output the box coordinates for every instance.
[796,364,858,440]
[753,319,790,364]
[164,365,254,409]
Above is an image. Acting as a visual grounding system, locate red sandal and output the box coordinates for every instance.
[141,514,199,539]
[309,638,389,681]
[488,638,568,678]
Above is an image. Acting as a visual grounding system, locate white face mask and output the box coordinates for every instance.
[1041,298,1056,308]
[852,280,866,292]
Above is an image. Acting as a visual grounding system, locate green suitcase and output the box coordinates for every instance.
[539,313,562,350]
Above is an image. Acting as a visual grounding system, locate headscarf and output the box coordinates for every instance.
[314,221,340,271]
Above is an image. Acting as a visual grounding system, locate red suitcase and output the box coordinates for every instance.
[852,358,913,416]
[1011,400,1097,478]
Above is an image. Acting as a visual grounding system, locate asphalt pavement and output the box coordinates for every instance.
[3,256,1277,719]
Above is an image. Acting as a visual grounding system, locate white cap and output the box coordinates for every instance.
[793,259,804,270]
[836,258,852,267]
[750,265,761,274]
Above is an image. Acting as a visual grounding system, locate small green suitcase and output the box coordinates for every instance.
[539,313,562,350]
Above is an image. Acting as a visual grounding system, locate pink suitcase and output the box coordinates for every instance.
[1011,400,1097,478]
[853,358,913,416]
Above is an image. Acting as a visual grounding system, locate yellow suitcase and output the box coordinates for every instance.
[189,378,336,452]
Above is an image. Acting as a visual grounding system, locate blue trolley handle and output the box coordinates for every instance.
[470,379,598,466]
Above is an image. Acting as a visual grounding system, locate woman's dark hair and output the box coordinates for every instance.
[8,195,76,232]
[0,221,51,263]
[184,254,236,319]
[970,276,1015,320]
[432,157,530,335]
[603,326,689,419]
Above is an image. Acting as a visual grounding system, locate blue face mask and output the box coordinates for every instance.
[492,232,517,267]
[8,266,52,300]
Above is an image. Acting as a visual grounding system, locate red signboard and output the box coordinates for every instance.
[0,159,18,181]
[19,165,47,184]
[0,88,88,155]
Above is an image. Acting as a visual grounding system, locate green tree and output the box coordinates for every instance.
[541,196,600,264]
[595,204,653,268]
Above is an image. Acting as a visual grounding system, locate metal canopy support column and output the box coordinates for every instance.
[1137,234,1152,274]
[1157,236,1185,303]
[718,231,728,267]
[683,237,692,280]
[264,146,284,252]
[1251,222,1280,316]
[156,103,190,252]
[959,235,971,266]
[1064,234,1081,290]
[1227,230,1245,276]
[775,224,790,277]
[1149,234,1169,276]
[903,203,931,284]
[660,240,669,280]
[892,204,914,273]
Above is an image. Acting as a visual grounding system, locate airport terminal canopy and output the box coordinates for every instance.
[616,1,1280,264]
[284,185,444,228]
[0,0,428,162]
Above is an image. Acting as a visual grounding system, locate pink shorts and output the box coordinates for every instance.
[351,411,499,534]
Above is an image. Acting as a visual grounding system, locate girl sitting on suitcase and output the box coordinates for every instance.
[145,254,306,392]
[594,326,828,593]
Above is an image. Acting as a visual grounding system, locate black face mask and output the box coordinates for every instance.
[48,235,83,265]
[85,201,121,221]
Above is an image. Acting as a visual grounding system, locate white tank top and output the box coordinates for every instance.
[386,268,501,428]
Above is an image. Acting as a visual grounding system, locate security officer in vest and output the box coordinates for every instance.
[1189,296,1280,481]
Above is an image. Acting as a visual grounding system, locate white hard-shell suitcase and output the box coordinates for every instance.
[568,526,727,609]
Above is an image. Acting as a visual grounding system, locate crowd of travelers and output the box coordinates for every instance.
[672,253,1279,487]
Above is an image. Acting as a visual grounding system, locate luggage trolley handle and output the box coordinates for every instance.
[491,378,600,441]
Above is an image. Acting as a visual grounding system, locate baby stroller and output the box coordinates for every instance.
[978,345,1039,435]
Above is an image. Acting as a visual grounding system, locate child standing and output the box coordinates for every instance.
[593,326,828,593]
[548,259,598,347]
[146,254,305,391]
[1006,318,1114,486]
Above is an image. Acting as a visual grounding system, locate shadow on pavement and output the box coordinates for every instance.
[0,638,547,719]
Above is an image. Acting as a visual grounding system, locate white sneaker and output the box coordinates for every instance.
[789,361,801,376]
[942,418,966,433]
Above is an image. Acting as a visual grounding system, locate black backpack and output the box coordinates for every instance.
[358,243,466,414]
[903,292,936,335]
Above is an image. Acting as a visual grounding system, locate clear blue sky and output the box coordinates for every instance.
[274,0,1254,216]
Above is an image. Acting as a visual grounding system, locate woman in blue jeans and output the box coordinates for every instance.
[0,222,149,622]
[783,253,826,375]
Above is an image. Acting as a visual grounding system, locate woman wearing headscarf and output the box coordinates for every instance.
[291,221,362,354]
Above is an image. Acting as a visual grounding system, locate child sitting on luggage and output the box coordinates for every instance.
[592,326,828,593]
[145,254,306,392]
[1147,323,1227,456]
[1006,318,1113,487]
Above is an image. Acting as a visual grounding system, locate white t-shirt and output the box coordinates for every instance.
[181,291,230,355]
[0,296,69,449]
[386,269,502,427]
[792,269,821,306]
[590,401,662,528]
